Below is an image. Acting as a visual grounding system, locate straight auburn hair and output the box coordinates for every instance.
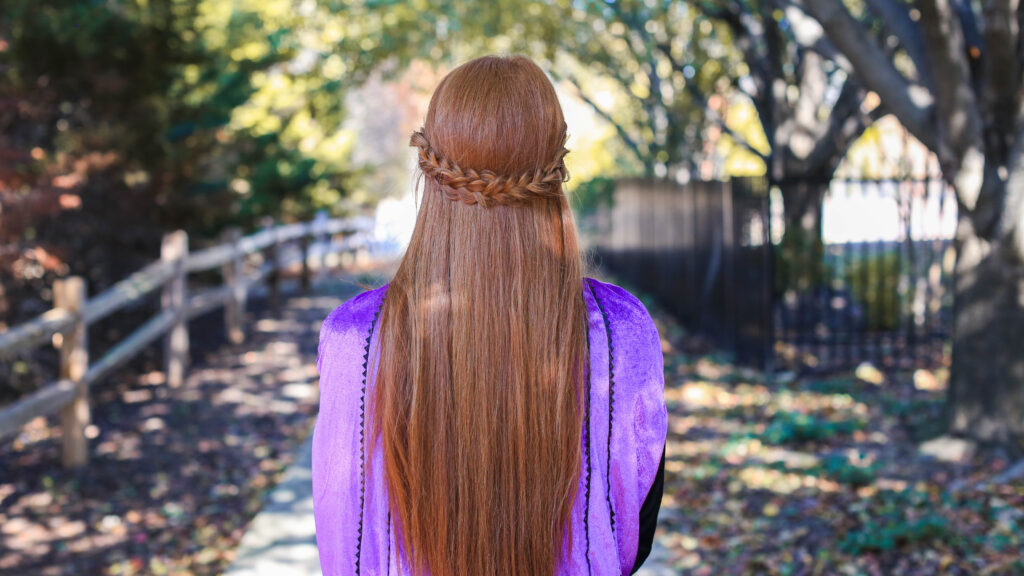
[371,55,588,575]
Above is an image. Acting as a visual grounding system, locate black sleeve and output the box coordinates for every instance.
[630,444,666,574]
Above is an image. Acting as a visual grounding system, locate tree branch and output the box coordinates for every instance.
[781,4,852,73]
[862,0,934,88]
[654,43,769,162]
[795,0,939,152]
[999,87,1024,259]
[915,0,988,213]
[804,78,881,175]
[552,71,650,169]
[981,0,1020,159]
[688,83,770,162]
[693,1,774,131]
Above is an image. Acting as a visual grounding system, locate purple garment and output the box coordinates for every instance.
[312,277,668,575]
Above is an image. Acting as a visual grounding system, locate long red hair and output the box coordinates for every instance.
[372,55,588,575]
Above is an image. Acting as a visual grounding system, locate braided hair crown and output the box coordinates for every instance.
[409,128,570,208]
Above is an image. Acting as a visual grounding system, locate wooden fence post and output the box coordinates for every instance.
[162,231,189,387]
[313,210,329,274]
[300,234,311,293]
[54,276,89,468]
[260,218,281,313]
[221,227,245,344]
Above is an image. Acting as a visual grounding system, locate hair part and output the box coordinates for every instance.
[372,54,588,576]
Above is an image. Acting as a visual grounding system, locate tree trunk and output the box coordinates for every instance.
[949,219,1024,444]
[777,181,827,294]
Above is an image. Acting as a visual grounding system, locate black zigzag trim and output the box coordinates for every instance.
[355,302,383,575]
[591,286,617,536]
[385,510,391,576]
[582,300,593,576]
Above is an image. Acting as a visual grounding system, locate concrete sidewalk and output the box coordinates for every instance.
[634,539,676,576]
[223,437,320,576]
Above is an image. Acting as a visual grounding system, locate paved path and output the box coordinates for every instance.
[634,539,676,576]
[223,437,320,576]
[220,270,382,576]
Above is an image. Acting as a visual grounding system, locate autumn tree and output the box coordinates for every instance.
[798,0,1024,443]
[701,0,898,235]
[341,0,882,257]
[0,0,363,362]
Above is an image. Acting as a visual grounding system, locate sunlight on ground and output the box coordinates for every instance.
[643,294,1023,575]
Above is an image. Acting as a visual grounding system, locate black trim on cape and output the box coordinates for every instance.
[630,445,666,574]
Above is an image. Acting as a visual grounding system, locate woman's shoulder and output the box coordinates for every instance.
[584,276,664,394]
[317,283,390,360]
[583,277,657,336]
[318,278,661,354]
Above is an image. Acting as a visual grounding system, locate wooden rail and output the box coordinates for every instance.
[0,213,372,467]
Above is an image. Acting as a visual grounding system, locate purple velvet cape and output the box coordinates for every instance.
[312,277,668,575]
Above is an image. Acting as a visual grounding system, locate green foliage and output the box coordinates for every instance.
[571,176,616,217]
[774,222,826,295]
[804,377,860,395]
[1,0,365,235]
[838,249,902,331]
[884,396,947,442]
[816,453,878,487]
[842,513,949,554]
[841,490,950,554]
[342,0,744,176]
[775,234,904,332]
[762,411,863,445]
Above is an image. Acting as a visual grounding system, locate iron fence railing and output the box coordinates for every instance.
[593,175,955,374]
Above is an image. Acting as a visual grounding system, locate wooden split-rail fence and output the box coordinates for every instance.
[0,214,371,468]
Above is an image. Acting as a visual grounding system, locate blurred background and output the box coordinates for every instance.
[1,0,1023,575]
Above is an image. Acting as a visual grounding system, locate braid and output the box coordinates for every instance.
[409,129,570,208]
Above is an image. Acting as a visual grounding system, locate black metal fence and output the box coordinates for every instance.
[593,175,956,373]
[594,177,773,367]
